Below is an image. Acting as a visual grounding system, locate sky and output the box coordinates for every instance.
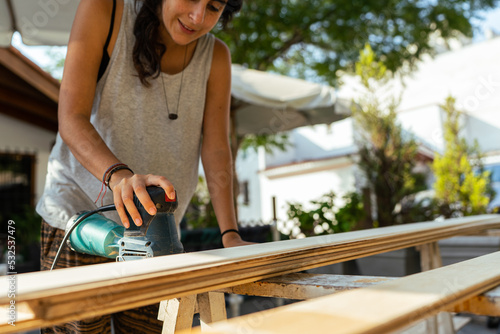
[472,6,500,40]
[10,6,500,75]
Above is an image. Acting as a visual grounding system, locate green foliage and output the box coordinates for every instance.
[335,192,366,231]
[185,176,219,229]
[9,206,41,245]
[432,96,492,217]
[396,189,437,224]
[215,0,498,85]
[240,133,291,154]
[286,191,364,238]
[3,206,41,262]
[355,43,387,86]
[352,44,427,227]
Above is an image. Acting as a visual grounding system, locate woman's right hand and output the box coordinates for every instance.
[109,170,176,228]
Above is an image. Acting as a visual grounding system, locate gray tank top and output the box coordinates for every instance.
[36,0,215,229]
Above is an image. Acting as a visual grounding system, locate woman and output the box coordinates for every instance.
[36,0,248,332]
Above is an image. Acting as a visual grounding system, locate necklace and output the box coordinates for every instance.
[161,45,188,120]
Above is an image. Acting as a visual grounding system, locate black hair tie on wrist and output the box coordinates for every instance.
[221,229,240,238]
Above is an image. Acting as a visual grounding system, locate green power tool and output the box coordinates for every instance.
[50,186,184,270]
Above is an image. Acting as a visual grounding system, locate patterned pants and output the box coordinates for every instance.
[40,220,164,334]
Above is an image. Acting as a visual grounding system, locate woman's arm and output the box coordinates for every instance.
[201,38,252,248]
[59,0,174,228]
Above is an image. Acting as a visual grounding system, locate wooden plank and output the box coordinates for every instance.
[186,251,500,334]
[217,273,395,299]
[473,229,500,237]
[486,229,500,237]
[396,315,470,334]
[2,216,500,330]
[221,273,500,317]
[0,215,499,333]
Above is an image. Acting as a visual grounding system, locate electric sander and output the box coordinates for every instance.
[51,186,184,270]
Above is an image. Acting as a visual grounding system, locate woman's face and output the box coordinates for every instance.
[161,0,226,45]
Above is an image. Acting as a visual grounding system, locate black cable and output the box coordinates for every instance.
[50,204,116,271]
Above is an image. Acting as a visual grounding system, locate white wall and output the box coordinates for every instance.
[465,112,500,153]
[235,148,262,224]
[294,119,355,160]
[0,114,56,202]
[397,105,444,152]
[259,157,357,224]
[265,119,355,168]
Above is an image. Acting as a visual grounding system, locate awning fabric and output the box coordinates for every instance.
[231,65,351,135]
[0,0,79,47]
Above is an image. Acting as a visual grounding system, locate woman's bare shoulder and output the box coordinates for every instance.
[210,37,231,73]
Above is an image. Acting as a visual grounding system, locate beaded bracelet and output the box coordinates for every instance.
[105,164,134,189]
[95,163,134,205]
[102,163,127,184]
[221,229,240,238]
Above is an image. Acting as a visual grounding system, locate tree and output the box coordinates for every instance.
[216,0,497,85]
[432,96,492,217]
[352,45,426,227]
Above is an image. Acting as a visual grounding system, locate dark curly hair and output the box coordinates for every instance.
[132,0,242,86]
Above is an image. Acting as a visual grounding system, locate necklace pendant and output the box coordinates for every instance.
[169,114,178,120]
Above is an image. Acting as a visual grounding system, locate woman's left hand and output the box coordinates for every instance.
[222,233,255,248]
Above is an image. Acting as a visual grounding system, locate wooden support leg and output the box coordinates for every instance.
[418,242,455,334]
[158,295,196,334]
[419,242,443,271]
[197,292,227,331]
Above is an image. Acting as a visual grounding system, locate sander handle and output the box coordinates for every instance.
[132,186,178,214]
[124,187,178,235]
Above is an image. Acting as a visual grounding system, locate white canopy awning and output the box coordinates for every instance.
[0,0,78,47]
[231,65,351,136]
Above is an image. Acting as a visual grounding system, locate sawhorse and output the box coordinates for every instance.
[158,292,226,333]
